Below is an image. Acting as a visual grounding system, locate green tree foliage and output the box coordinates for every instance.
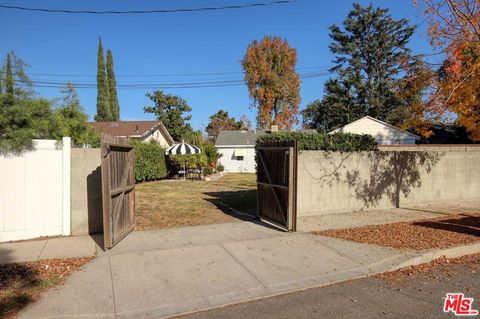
[256,131,377,152]
[242,36,301,130]
[106,49,120,121]
[144,90,193,141]
[0,98,53,152]
[5,54,14,106]
[51,83,100,147]
[302,4,417,131]
[0,53,51,152]
[183,130,203,146]
[0,54,99,152]
[134,141,167,182]
[205,109,245,139]
[95,38,111,122]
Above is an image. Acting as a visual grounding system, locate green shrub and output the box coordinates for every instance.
[202,142,223,167]
[217,164,225,172]
[134,141,167,182]
[256,131,377,152]
[203,166,214,175]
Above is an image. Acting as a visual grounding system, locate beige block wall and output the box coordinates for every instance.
[70,148,103,234]
[297,147,480,217]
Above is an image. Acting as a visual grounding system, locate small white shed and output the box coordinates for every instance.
[215,130,265,173]
[330,116,421,145]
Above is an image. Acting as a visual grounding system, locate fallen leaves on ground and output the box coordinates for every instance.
[313,213,480,250]
[376,253,480,283]
[0,257,94,319]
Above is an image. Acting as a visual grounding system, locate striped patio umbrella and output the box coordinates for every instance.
[165,141,201,180]
[165,141,202,155]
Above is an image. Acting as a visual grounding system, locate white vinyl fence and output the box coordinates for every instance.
[0,138,71,242]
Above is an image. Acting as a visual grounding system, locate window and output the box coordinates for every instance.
[234,148,246,161]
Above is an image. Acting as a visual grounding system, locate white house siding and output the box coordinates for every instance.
[217,146,256,173]
[332,117,419,145]
[142,129,171,148]
[0,138,71,242]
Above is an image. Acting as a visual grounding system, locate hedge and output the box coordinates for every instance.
[256,131,377,152]
[134,141,168,182]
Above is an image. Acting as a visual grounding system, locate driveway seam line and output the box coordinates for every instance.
[216,227,237,241]
[108,256,118,318]
[307,235,371,270]
[219,243,269,289]
[36,240,49,261]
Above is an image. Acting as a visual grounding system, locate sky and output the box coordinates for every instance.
[0,0,440,132]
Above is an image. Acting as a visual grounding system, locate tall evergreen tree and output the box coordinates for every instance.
[302,4,417,131]
[205,109,245,139]
[94,37,111,121]
[0,66,3,95]
[106,49,120,120]
[144,90,193,141]
[5,54,14,106]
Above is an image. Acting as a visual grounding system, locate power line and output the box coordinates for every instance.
[28,66,330,78]
[25,71,332,90]
[0,1,295,15]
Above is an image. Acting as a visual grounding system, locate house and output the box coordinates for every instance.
[330,116,421,145]
[215,130,265,173]
[87,120,174,148]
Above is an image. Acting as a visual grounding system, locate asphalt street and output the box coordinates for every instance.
[176,261,479,319]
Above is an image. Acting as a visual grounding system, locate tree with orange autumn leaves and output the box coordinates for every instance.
[410,0,480,141]
[241,36,300,130]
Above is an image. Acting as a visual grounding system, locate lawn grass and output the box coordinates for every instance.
[0,257,94,319]
[135,173,257,230]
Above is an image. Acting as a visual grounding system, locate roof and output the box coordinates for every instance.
[87,120,174,144]
[330,116,421,140]
[215,130,265,146]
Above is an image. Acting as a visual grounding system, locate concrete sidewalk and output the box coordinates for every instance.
[0,235,97,264]
[18,221,418,319]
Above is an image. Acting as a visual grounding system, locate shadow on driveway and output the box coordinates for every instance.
[203,189,257,222]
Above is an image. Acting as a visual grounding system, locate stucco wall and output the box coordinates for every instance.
[70,148,103,235]
[297,147,480,217]
[217,146,256,173]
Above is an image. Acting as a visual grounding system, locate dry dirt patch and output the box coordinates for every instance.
[0,257,94,319]
[313,213,480,250]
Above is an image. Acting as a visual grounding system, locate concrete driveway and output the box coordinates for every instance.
[19,221,417,319]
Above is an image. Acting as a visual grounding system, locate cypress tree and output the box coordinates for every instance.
[94,37,111,121]
[106,49,120,120]
[5,54,14,106]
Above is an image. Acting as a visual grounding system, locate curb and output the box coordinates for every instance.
[388,242,480,271]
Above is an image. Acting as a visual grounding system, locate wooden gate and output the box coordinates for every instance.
[101,134,135,249]
[256,140,298,231]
